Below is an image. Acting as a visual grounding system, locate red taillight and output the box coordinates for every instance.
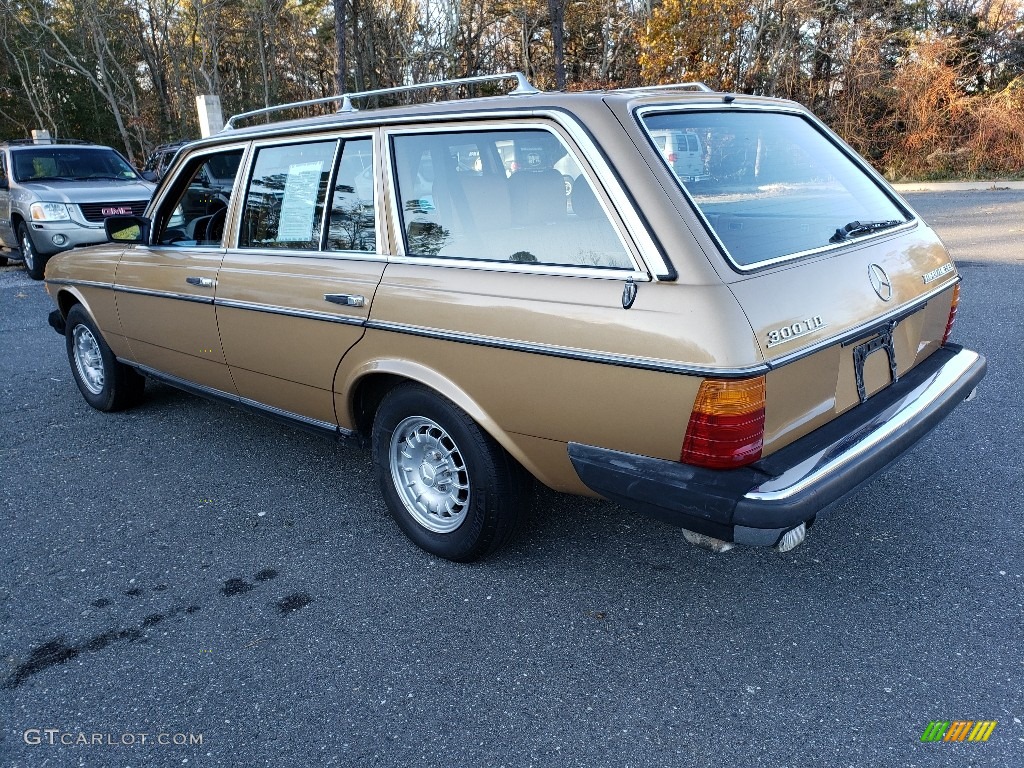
[681,376,766,469]
[942,283,960,345]
[667,152,677,163]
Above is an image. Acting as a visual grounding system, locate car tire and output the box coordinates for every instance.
[18,221,47,280]
[0,254,8,267]
[65,305,145,411]
[371,383,527,562]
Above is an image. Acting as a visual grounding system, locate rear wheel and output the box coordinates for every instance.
[18,222,47,280]
[371,383,527,561]
[65,305,144,411]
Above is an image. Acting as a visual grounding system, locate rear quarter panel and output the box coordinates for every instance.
[336,264,763,493]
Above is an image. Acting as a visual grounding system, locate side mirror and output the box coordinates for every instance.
[0,177,8,190]
[141,170,158,182]
[105,215,151,244]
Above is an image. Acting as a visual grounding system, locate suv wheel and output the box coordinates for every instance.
[18,222,46,280]
[371,383,527,561]
[65,305,145,411]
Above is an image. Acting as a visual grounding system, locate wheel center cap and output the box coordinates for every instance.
[419,462,437,487]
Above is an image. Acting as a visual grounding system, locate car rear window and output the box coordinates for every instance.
[640,110,911,268]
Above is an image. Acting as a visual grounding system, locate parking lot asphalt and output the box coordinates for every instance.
[1,189,1022,767]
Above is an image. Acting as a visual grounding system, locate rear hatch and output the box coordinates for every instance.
[637,104,960,454]
[731,229,958,452]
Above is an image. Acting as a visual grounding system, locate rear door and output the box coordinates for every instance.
[214,133,386,427]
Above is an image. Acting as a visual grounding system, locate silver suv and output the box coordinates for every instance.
[0,139,154,279]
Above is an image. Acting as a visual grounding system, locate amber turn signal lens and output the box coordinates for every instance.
[942,283,960,345]
[681,376,766,469]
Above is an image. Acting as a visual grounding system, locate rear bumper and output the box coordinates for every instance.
[567,345,986,547]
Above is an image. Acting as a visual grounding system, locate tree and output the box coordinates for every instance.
[638,0,750,88]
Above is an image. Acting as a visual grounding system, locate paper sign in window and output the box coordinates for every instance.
[276,161,324,242]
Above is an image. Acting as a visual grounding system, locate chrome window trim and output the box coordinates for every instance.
[383,254,648,281]
[231,131,383,256]
[161,107,671,277]
[240,136,342,253]
[765,277,960,368]
[211,106,559,143]
[125,361,350,437]
[335,133,383,256]
[148,140,252,232]
[634,103,918,273]
[366,319,770,378]
[549,114,670,279]
[220,247,387,264]
[214,297,366,326]
[382,118,654,280]
[129,244,225,255]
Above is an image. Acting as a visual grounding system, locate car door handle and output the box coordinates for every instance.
[186,276,215,288]
[324,293,365,308]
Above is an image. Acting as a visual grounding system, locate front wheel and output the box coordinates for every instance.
[65,305,145,411]
[371,384,527,562]
[18,222,47,280]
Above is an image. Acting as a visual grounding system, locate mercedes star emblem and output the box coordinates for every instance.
[868,263,893,302]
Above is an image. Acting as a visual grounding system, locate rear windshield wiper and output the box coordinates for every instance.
[830,219,904,243]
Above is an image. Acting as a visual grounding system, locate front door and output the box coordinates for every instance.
[114,144,247,393]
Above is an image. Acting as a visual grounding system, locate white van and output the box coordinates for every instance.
[649,128,707,181]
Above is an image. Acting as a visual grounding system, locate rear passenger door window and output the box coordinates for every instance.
[390,128,633,270]
[327,138,376,252]
[240,141,336,250]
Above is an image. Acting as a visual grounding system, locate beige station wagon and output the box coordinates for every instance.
[43,73,986,561]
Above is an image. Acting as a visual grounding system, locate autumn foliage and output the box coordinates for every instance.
[1,0,1022,178]
[880,39,1024,178]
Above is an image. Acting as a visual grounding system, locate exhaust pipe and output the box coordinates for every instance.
[681,529,735,553]
[775,522,807,553]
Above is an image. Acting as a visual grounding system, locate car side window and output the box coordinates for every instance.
[240,141,336,250]
[326,138,375,252]
[0,154,7,186]
[154,148,244,247]
[391,128,632,269]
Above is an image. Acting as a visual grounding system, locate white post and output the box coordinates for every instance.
[195,95,225,137]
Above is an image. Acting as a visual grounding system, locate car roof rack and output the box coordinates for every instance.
[223,72,541,130]
[2,137,93,146]
[618,82,715,93]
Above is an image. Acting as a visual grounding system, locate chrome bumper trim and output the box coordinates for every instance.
[745,348,982,503]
